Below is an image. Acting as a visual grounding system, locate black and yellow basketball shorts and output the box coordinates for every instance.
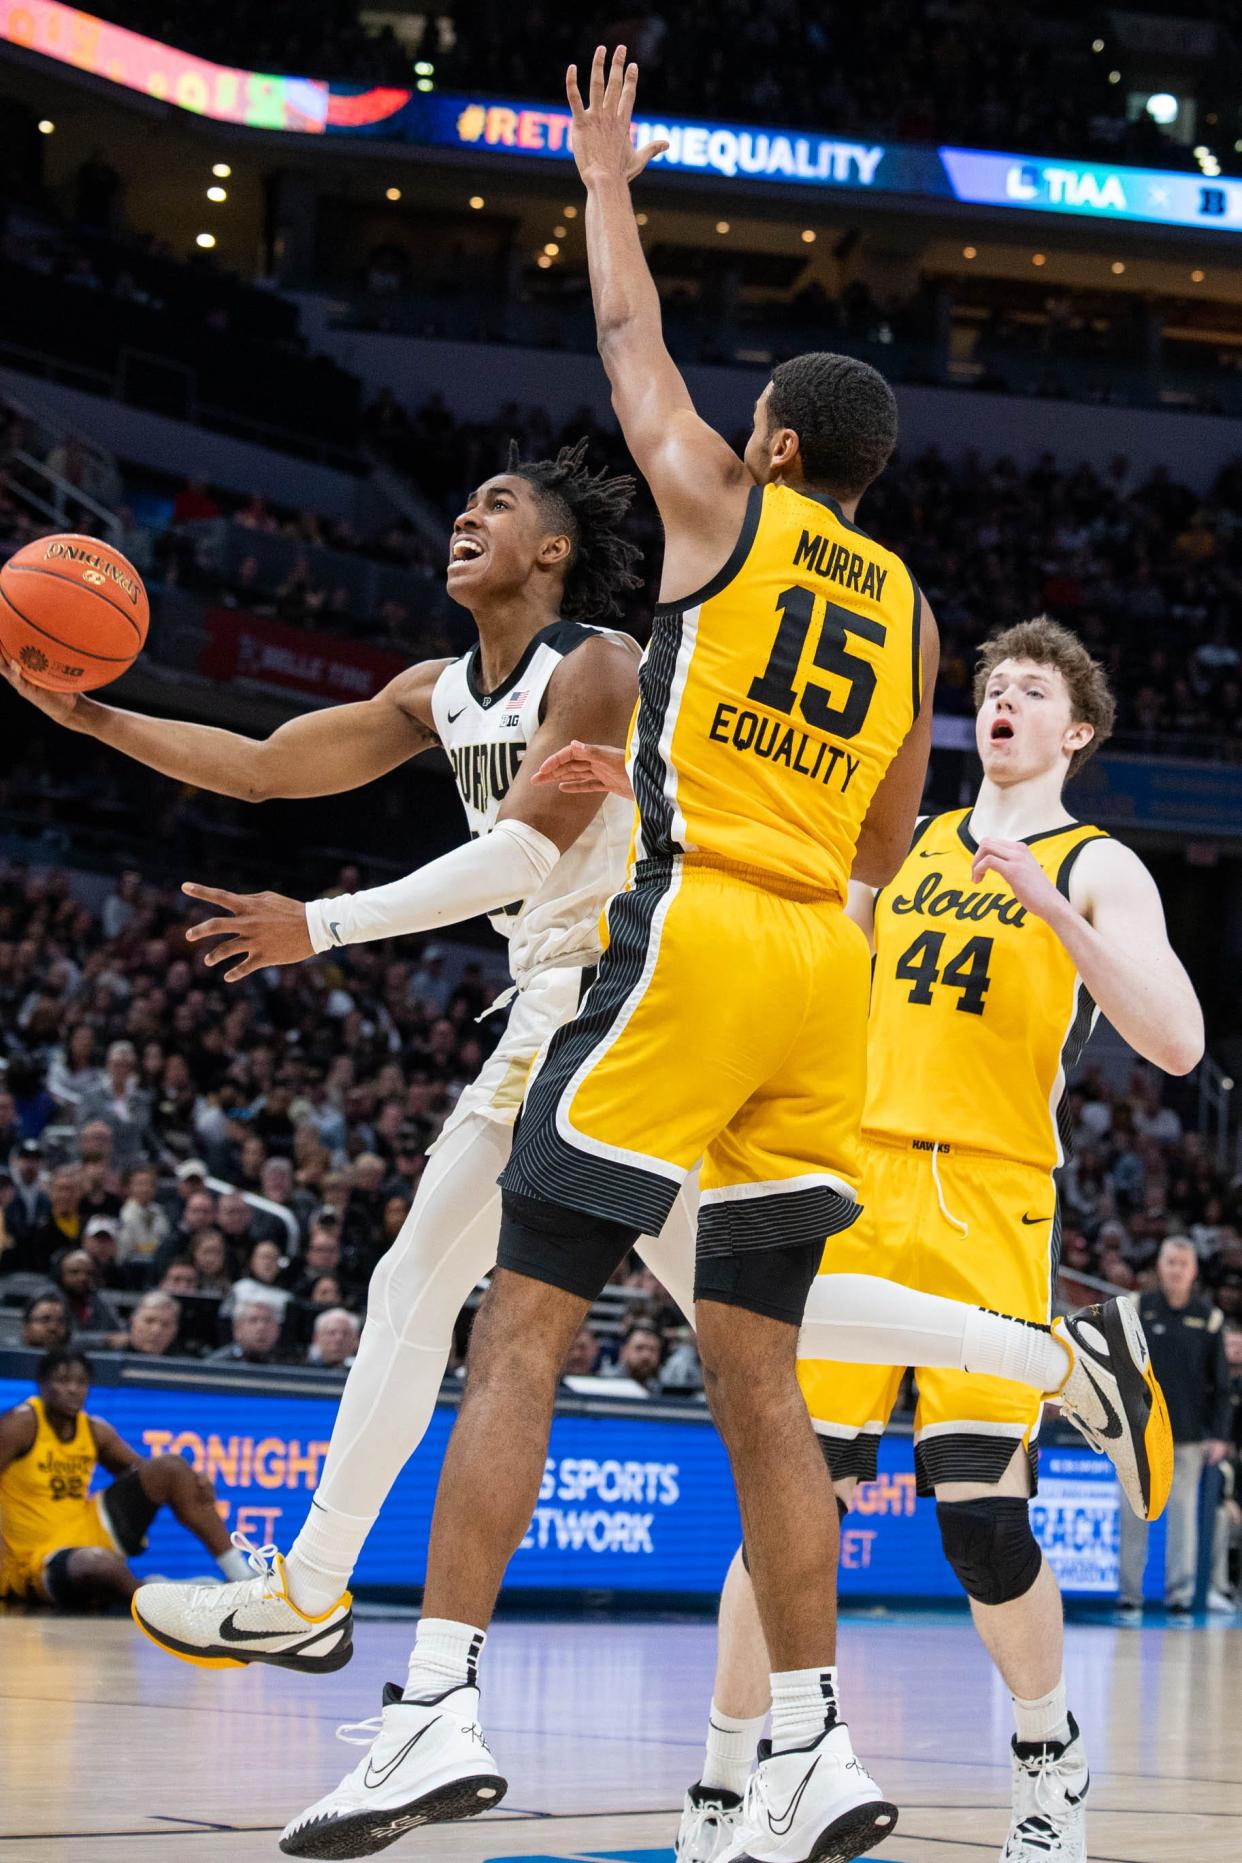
[798,1136,1059,1493]
[498,855,869,1322]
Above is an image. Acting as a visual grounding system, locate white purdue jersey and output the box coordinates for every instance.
[430,621,635,984]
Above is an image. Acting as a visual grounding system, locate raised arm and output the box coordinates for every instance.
[569,47,749,593]
[0,656,448,802]
[180,635,641,980]
[971,832,1205,1076]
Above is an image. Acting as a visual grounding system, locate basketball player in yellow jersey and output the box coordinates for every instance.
[279,43,935,1863]
[679,619,1204,1863]
[0,1349,251,1608]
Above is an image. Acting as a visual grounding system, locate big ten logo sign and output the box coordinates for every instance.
[845,1469,919,1571]
[143,1428,331,1545]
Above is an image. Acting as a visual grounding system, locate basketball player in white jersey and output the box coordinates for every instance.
[5,443,1167,1716]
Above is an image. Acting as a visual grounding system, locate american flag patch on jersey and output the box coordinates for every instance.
[506,689,528,707]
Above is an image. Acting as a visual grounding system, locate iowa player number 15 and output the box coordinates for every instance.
[748,585,886,739]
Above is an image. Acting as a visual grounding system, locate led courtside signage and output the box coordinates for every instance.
[0,1377,1165,1600]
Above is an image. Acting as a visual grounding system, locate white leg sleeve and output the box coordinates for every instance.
[285,1116,509,1601]
[799,1274,1067,1392]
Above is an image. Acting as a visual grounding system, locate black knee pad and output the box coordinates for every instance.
[935,1496,1042,1605]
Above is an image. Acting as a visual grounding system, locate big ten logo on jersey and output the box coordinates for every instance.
[450,740,526,815]
[501,686,528,728]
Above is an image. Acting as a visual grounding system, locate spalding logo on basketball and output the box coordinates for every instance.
[0,531,149,692]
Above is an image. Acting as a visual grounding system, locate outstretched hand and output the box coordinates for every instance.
[531,739,634,798]
[0,654,83,726]
[566,44,668,187]
[182,881,313,982]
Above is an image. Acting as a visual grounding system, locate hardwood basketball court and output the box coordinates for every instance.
[2,1610,1238,1861]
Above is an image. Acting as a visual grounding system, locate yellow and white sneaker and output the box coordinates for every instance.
[131,1533,352,1673]
[1051,1299,1173,1521]
[280,1682,506,1858]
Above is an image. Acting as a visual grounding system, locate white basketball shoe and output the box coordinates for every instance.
[279,1682,506,1858]
[717,1723,897,1863]
[1051,1299,1173,1520]
[677,1782,744,1860]
[131,1533,352,1673]
[1001,1713,1089,1862]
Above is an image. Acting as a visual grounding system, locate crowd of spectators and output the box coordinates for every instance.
[85,1,1236,173]
[0,862,698,1388]
[365,390,1242,759]
[0,200,361,455]
[0,844,1232,1380]
[10,375,1242,767]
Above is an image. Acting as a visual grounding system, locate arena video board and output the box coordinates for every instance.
[4,1,1242,235]
[0,0,330,130]
[0,1375,1161,1600]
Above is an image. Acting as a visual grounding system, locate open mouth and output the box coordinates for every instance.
[448,536,485,569]
[990,719,1014,742]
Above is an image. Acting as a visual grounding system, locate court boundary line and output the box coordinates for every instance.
[6,1799,1239,1847]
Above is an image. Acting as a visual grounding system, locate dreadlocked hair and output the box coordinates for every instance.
[506,438,643,620]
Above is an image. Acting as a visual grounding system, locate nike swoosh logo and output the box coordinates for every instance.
[447,706,466,723]
[364,1718,437,1790]
[918,849,948,858]
[329,921,342,944]
[1021,1212,1052,1225]
[766,1756,819,1837]
[1078,1362,1124,1441]
[219,1611,299,1644]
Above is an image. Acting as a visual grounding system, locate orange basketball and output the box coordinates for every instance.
[0,532,149,691]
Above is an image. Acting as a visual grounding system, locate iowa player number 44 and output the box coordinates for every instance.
[894,930,994,1015]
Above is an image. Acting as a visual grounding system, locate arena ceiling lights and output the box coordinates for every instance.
[5,0,1242,238]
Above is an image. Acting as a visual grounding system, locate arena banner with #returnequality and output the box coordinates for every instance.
[7,2,1242,234]
[0,1377,1166,1600]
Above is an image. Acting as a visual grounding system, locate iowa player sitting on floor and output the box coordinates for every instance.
[0,1350,255,1608]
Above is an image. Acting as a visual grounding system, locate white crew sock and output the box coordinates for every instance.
[799,1275,1069,1392]
[769,1666,840,1753]
[961,1305,1069,1392]
[284,1498,369,1616]
[702,1699,767,1796]
[217,1546,251,1583]
[1012,1678,1071,1747]
[404,1617,486,1700]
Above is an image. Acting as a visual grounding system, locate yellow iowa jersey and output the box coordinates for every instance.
[630,482,922,897]
[864,809,1108,1169]
[0,1396,98,1575]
